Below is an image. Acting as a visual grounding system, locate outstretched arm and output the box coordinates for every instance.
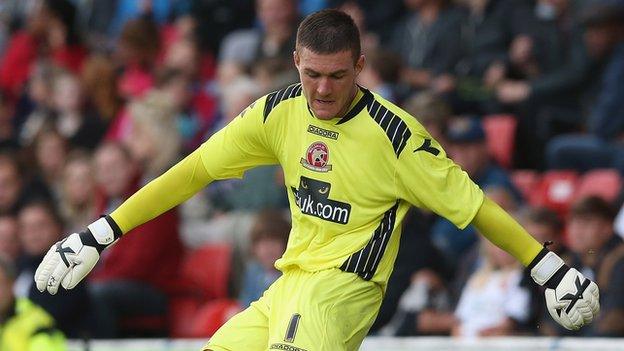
[472,196,542,266]
[110,148,212,233]
[472,196,600,331]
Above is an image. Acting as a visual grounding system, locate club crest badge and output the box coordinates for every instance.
[301,142,332,172]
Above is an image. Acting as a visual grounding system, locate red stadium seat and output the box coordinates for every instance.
[169,296,203,338]
[190,299,242,337]
[483,114,517,169]
[511,170,542,204]
[533,171,580,216]
[575,169,622,202]
[181,244,233,301]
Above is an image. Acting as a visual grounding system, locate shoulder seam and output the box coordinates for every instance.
[366,98,411,157]
[263,83,303,122]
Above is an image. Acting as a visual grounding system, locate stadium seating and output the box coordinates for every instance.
[575,169,622,203]
[483,114,517,169]
[189,299,242,337]
[531,171,580,216]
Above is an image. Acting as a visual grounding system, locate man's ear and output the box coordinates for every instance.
[293,50,300,69]
[355,54,365,75]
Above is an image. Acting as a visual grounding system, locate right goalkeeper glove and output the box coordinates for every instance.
[34,215,122,294]
[528,247,600,330]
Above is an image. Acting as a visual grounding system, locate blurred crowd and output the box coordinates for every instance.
[0,0,624,344]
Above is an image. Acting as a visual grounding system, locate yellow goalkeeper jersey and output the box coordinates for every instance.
[197,83,484,286]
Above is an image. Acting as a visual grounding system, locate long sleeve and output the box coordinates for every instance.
[472,196,543,266]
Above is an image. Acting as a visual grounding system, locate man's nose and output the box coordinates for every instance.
[316,77,332,96]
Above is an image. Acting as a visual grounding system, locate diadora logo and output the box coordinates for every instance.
[291,176,351,224]
[300,142,332,172]
[307,125,339,140]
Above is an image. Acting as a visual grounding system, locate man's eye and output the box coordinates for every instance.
[332,75,345,80]
[307,72,320,78]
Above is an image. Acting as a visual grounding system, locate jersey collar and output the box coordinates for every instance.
[336,86,373,125]
[305,85,374,125]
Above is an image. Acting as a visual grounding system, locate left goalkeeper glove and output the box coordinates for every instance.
[528,248,600,330]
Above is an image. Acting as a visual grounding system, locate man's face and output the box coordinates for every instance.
[18,206,61,256]
[294,47,364,120]
[0,163,21,213]
[448,142,487,178]
[584,26,615,58]
[0,266,13,316]
[567,216,613,254]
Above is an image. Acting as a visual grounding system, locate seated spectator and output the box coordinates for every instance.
[453,236,531,337]
[16,200,90,338]
[389,0,463,92]
[89,142,183,338]
[59,151,96,233]
[357,50,404,103]
[80,54,122,124]
[0,153,24,214]
[0,256,66,351]
[566,196,624,336]
[15,62,57,147]
[0,214,19,261]
[31,130,68,200]
[124,90,181,181]
[515,206,569,335]
[0,0,86,101]
[218,0,299,85]
[403,91,452,147]
[239,210,290,307]
[546,2,624,173]
[50,70,106,150]
[430,117,522,264]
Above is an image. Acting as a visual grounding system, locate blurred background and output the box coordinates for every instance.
[0,0,624,348]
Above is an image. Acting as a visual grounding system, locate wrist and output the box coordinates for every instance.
[528,248,570,289]
[79,216,122,253]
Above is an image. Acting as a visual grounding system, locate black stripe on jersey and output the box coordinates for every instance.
[336,86,374,125]
[340,202,399,281]
[263,83,303,122]
[367,99,412,157]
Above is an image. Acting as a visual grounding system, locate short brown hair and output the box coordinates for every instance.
[524,206,563,233]
[250,210,291,246]
[570,196,616,222]
[296,9,361,61]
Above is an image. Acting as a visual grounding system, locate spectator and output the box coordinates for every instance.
[403,91,452,146]
[15,62,57,147]
[357,50,404,103]
[239,209,290,307]
[81,54,122,123]
[15,200,90,338]
[0,214,19,261]
[124,90,181,181]
[0,255,66,351]
[546,2,624,173]
[51,70,107,150]
[430,117,522,263]
[516,206,569,336]
[496,0,593,168]
[452,0,532,114]
[89,142,183,338]
[115,17,160,100]
[0,153,23,214]
[31,130,68,200]
[566,196,624,336]
[0,0,86,101]
[218,0,299,85]
[59,151,96,233]
[453,235,531,337]
[390,0,463,92]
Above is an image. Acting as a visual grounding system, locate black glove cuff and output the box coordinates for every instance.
[527,247,570,289]
[78,215,122,254]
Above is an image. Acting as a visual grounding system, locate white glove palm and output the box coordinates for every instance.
[530,249,600,330]
[34,217,121,295]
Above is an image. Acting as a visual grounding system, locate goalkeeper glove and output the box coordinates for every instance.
[34,216,122,294]
[528,247,600,330]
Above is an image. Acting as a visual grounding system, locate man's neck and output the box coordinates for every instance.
[336,85,360,119]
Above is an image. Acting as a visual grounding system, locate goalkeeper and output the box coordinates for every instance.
[35,9,599,351]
